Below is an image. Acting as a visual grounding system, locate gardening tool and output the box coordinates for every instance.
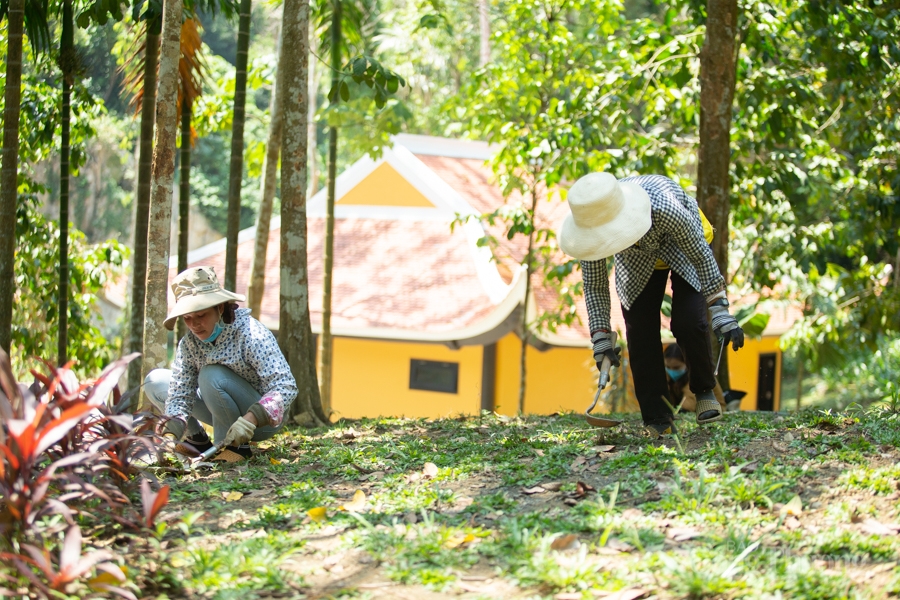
[714,339,726,377]
[584,332,622,428]
[193,443,221,464]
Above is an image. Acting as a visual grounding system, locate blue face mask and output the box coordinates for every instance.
[199,319,224,344]
[666,367,687,381]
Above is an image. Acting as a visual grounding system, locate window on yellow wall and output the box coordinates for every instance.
[409,360,459,394]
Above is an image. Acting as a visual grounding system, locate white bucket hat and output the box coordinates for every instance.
[557,172,652,261]
[164,266,245,331]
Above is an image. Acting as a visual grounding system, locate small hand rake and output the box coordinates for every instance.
[584,332,622,428]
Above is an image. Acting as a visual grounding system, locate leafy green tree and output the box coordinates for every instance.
[11,197,127,378]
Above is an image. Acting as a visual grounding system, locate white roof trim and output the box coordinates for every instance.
[393,133,496,160]
[306,145,478,221]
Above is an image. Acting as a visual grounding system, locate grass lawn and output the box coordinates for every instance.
[97,407,900,598]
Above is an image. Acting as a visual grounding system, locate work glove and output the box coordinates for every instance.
[222,416,256,447]
[709,299,745,350]
[591,330,622,370]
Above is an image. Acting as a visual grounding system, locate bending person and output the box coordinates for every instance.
[144,266,297,462]
[557,173,744,437]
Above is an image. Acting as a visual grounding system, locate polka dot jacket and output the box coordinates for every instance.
[165,308,297,427]
[580,175,726,334]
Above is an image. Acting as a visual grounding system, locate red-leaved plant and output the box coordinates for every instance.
[0,353,143,535]
[2,525,135,599]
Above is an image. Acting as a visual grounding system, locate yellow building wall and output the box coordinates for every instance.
[326,334,781,420]
[493,333,782,416]
[493,333,599,417]
[727,336,782,411]
[338,163,435,207]
[329,337,483,420]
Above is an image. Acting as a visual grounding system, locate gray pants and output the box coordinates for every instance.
[144,365,282,444]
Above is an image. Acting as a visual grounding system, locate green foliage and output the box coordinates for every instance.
[12,198,127,378]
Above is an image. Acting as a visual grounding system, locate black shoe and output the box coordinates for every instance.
[174,431,213,456]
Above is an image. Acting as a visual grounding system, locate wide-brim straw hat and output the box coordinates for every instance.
[164,266,245,331]
[557,172,652,261]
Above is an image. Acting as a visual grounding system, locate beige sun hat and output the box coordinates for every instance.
[557,172,653,261]
[164,266,245,331]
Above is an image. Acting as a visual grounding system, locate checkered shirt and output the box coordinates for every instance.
[581,175,725,334]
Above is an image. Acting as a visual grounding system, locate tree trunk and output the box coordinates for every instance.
[697,0,739,391]
[307,23,319,197]
[795,351,804,412]
[58,0,74,366]
[176,94,192,343]
[318,0,341,417]
[141,0,184,388]
[0,0,25,353]
[127,25,160,390]
[478,0,490,67]
[247,27,285,319]
[224,0,253,291]
[280,0,327,427]
[518,187,538,415]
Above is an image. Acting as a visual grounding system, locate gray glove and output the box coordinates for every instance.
[591,331,621,368]
[709,300,745,350]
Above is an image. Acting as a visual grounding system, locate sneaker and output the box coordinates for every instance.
[174,431,213,457]
[644,420,677,439]
[696,392,723,424]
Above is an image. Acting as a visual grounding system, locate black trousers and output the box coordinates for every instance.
[622,269,717,425]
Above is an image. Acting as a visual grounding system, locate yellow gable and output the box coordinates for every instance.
[337,162,435,207]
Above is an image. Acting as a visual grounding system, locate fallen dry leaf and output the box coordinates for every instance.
[570,456,587,470]
[740,461,759,474]
[621,508,643,520]
[667,527,702,542]
[573,481,595,498]
[444,533,476,549]
[87,565,127,592]
[307,506,327,522]
[783,432,795,443]
[403,511,418,524]
[555,593,582,600]
[224,491,243,502]
[604,537,634,552]
[523,486,547,495]
[543,481,564,492]
[534,448,545,456]
[423,462,439,478]
[597,588,649,600]
[782,494,803,517]
[783,516,801,530]
[594,445,616,453]
[341,490,367,512]
[860,519,900,536]
[550,533,579,551]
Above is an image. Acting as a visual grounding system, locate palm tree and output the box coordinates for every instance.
[57,0,77,366]
[280,0,327,427]
[223,0,253,290]
[247,27,285,319]
[176,18,206,343]
[0,0,50,353]
[141,0,185,382]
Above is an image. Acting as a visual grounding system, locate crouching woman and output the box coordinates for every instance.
[144,266,297,462]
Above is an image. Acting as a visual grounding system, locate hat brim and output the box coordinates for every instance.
[164,289,246,331]
[557,181,652,261]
